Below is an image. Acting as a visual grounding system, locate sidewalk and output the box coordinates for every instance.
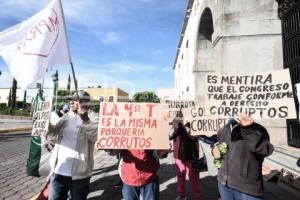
[88,151,219,200]
[88,149,299,200]
[0,119,32,134]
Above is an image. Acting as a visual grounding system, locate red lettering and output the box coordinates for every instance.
[38,19,51,32]
[146,104,155,117]
[48,16,59,31]
[114,137,120,148]
[111,104,119,116]
[145,138,152,148]
[125,103,133,117]
[100,128,106,136]
[29,26,42,40]
[102,103,110,116]
[97,138,106,148]
[120,137,126,148]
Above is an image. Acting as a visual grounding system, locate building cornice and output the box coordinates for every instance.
[173,0,195,70]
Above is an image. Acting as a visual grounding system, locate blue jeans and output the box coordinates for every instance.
[218,182,262,200]
[49,173,90,200]
[122,176,159,200]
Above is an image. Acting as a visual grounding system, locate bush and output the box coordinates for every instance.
[90,100,100,113]
[0,103,7,109]
[133,91,160,103]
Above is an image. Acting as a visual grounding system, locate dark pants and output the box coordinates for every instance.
[218,182,262,200]
[122,176,159,200]
[49,173,90,200]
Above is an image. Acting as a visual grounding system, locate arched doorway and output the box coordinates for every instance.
[194,7,214,103]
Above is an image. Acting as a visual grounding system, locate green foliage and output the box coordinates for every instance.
[213,142,229,169]
[133,91,160,103]
[8,89,11,108]
[56,89,74,110]
[0,103,6,109]
[11,78,17,110]
[90,100,100,113]
[0,108,31,116]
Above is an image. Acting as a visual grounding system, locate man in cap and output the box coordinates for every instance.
[48,90,98,200]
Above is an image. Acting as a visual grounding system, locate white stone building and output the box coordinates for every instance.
[173,0,287,146]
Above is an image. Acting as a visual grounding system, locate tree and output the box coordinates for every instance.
[8,89,12,108]
[23,90,27,108]
[67,74,71,94]
[11,78,17,111]
[133,91,160,103]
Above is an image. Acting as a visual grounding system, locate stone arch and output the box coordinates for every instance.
[199,8,214,41]
[194,7,214,103]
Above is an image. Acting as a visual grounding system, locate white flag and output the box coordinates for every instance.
[0,0,71,89]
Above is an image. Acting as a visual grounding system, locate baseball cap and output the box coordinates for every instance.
[68,90,91,102]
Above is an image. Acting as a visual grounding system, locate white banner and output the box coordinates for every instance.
[0,0,71,89]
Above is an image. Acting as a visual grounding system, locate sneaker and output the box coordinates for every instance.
[175,196,188,200]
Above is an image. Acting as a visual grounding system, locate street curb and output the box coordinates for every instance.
[0,127,32,134]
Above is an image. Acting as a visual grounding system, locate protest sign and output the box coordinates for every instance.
[97,102,170,149]
[204,69,297,119]
[164,100,195,121]
[182,106,227,136]
[31,100,52,136]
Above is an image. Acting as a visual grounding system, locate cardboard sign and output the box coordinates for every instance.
[182,106,227,136]
[278,168,300,197]
[164,100,195,119]
[97,102,170,149]
[31,101,52,136]
[204,69,297,119]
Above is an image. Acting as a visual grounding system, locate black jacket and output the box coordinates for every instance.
[217,123,274,197]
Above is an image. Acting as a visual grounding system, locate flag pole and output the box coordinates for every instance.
[57,0,79,98]
[70,62,79,98]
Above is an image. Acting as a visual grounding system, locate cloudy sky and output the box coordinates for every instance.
[0,0,187,95]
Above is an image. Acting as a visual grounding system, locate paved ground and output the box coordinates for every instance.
[0,131,299,200]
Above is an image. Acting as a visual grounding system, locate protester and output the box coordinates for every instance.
[119,149,168,200]
[169,118,202,200]
[48,90,98,200]
[212,114,274,200]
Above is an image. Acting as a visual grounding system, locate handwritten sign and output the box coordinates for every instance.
[164,100,195,120]
[204,69,297,119]
[97,102,169,149]
[182,106,227,136]
[32,101,52,136]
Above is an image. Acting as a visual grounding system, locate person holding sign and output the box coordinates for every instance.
[212,114,274,200]
[169,117,202,200]
[120,148,168,200]
[48,90,98,200]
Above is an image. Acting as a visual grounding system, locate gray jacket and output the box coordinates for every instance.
[49,111,98,180]
[217,123,274,197]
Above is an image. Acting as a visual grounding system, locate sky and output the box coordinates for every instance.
[0,0,187,96]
